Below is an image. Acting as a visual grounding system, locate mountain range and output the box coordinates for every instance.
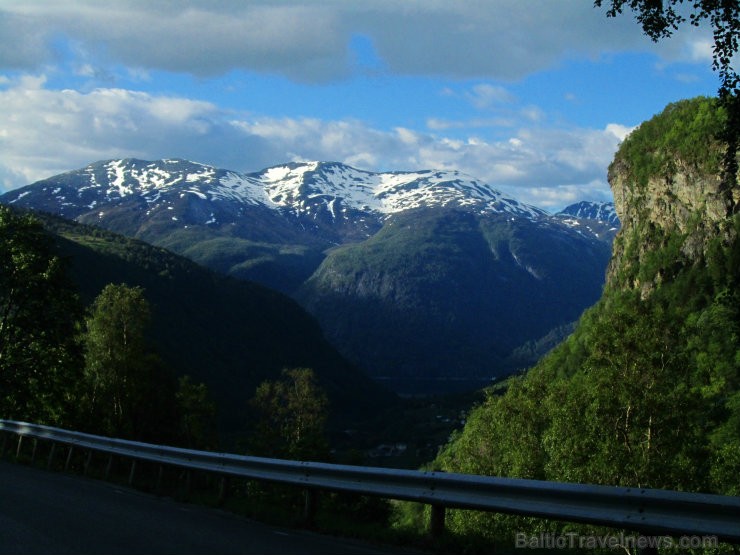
[2,159,618,394]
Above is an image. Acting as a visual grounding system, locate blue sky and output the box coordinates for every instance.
[0,1,722,210]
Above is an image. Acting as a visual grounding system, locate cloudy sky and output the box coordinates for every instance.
[0,1,721,210]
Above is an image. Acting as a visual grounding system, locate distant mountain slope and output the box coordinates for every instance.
[555,201,621,243]
[35,211,395,432]
[2,159,547,296]
[298,208,610,393]
[2,160,615,394]
[557,200,619,225]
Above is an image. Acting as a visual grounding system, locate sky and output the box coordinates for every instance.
[0,1,724,211]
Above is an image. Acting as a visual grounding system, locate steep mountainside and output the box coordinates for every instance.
[428,97,740,543]
[2,159,600,292]
[35,212,395,432]
[2,160,614,394]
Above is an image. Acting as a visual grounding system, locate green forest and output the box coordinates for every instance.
[0,206,392,458]
[0,208,215,447]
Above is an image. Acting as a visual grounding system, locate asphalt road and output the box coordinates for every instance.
[0,460,420,555]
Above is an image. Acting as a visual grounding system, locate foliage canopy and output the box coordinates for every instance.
[82,283,178,441]
[249,367,329,461]
[0,206,83,424]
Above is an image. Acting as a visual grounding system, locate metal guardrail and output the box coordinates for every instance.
[1,419,739,543]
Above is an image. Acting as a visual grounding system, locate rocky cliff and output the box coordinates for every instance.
[606,97,739,296]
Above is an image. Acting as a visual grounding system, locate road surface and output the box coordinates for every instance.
[0,460,420,555]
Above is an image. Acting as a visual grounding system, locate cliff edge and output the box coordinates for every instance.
[606,97,739,295]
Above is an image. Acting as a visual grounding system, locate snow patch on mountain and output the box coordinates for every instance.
[557,201,620,226]
[7,158,550,223]
[6,160,619,239]
[250,161,546,219]
[553,201,621,242]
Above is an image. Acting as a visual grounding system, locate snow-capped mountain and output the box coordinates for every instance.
[1,158,613,394]
[4,158,545,226]
[557,200,620,226]
[555,201,621,243]
[251,161,546,218]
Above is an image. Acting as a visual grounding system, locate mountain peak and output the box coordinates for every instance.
[553,201,620,243]
[253,160,547,219]
[557,201,620,226]
[5,158,548,223]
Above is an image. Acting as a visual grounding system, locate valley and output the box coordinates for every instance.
[2,160,617,396]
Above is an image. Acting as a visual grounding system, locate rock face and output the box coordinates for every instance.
[606,97,739,295]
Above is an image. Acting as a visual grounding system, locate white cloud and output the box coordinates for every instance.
[605,123,635,142]
[520,105,546,123]
[0,0,712,82]
[0,77,619,209]
[0,77,260,185]
[466,84,515,109]
[688,39,714,63]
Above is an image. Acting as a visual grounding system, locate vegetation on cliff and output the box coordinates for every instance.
[401,98,740,548]
[613,97,726,189]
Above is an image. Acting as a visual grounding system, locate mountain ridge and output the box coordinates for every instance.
[6,158,548,220]
[3,158,617,247]
[2,159,616,394]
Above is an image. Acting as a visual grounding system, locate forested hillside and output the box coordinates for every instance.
[299,207,609,393]
[1,208,395,441]
[419,97,740,544]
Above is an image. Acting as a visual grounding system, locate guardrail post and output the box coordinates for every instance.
[83,450,93,476]
[156,465,164,493]
[304,489,318,529]
[0,432,7,457]
[30,438,38,463]
[15,435,23,459]
[218,476,229,506]
[104,454,114,479]
[184,470,192,499]
[429,504,446,538]
[128,459,137,486]
[64,446,74,471]
[46,442,56,469]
